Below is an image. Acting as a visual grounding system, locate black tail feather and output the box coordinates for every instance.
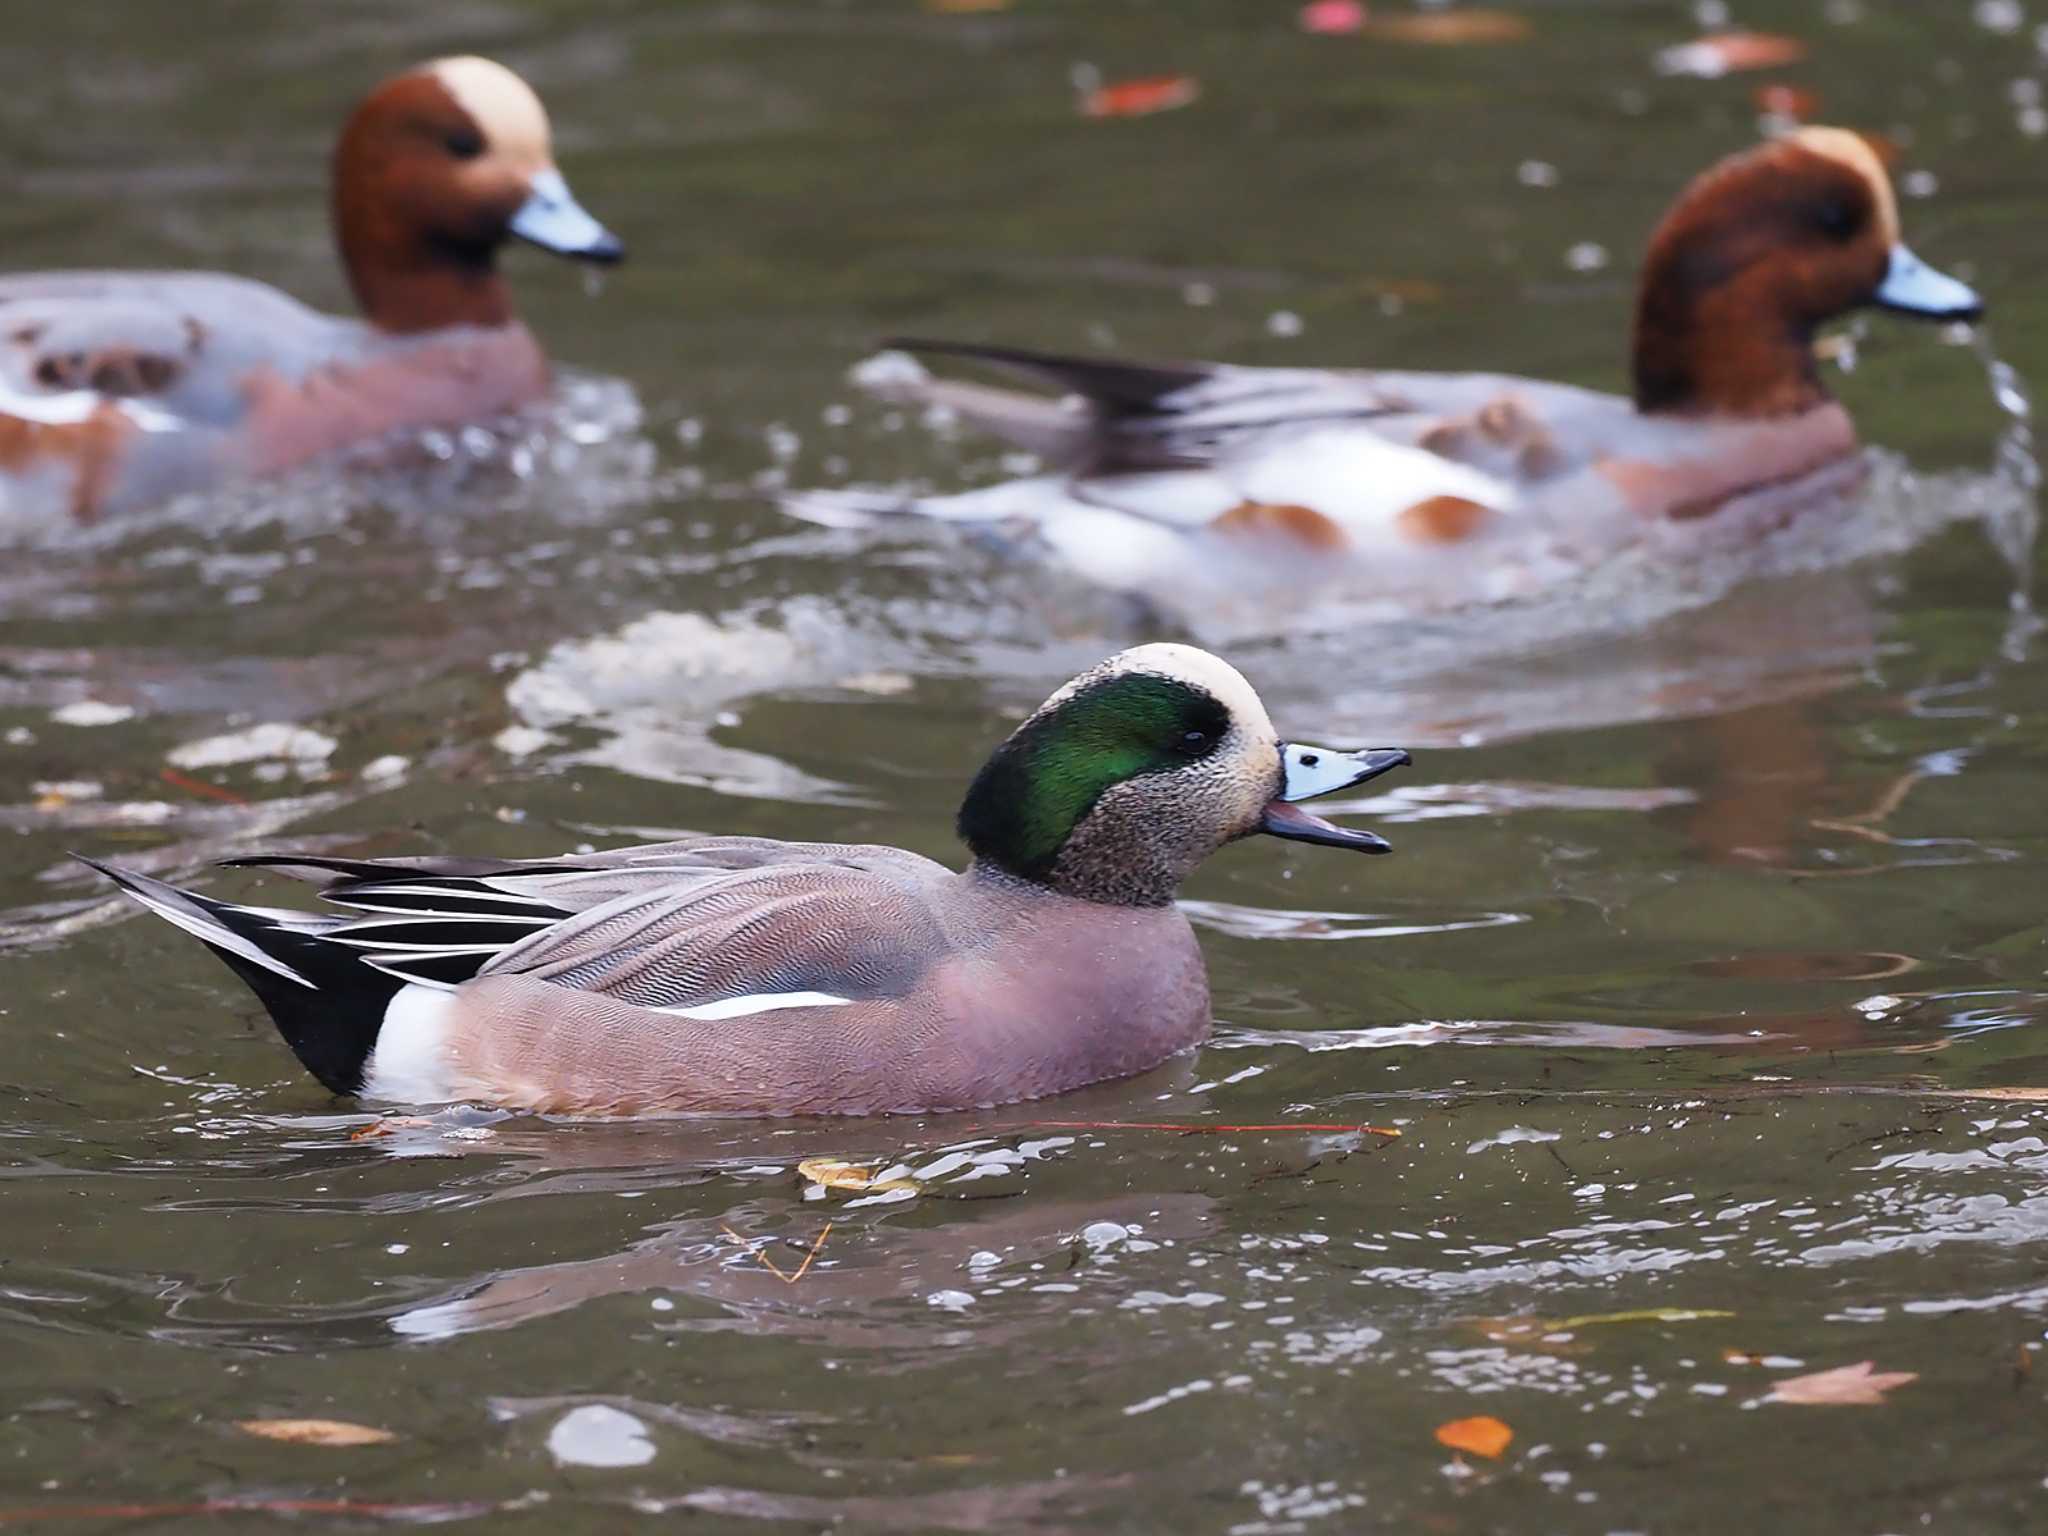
[77,856,401,1097]
[881,337,1214,414]
[220,852,570,884]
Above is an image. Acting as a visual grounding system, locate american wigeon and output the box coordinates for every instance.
[796,129,1982,606]
[0,56,621,526]
[79,644,1410,1116]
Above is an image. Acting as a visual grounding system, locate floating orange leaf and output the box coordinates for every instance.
[1080,75,1201,119]
[1300,0,1367,34]
[1364,10,1531,43]
[1752,82,1821,120]
[1655,32,1808,78]
[235,1419,397,1447]
[1434,1414,1513,1458]
[1767,1361,1917,1405]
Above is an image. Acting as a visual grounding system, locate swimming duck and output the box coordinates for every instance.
[800,129,1982,608]
[78,644,1410,1116]
[0,56,621,526]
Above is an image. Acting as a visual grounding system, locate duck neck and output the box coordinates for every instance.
[964,855,1174,911]
[338,233,516,335]
[1631,269,1830,419]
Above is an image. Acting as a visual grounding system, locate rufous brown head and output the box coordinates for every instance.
[1631,127,1980,419]
[331,57,622,334]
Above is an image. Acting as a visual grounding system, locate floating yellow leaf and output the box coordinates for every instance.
[236,1419,397,1447]
[1364,10,1532,44]
[1435,1415,1513,1459]
[796,1157,919,1194]
[1767,1361,1917,1406]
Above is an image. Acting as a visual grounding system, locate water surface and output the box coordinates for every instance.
[4,1,2048,1530]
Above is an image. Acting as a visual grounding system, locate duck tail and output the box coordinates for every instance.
[879,337,1214,414]
[75,855,399,1096]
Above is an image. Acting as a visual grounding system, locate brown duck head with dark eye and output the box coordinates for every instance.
[331,56,623,335]
[1630,127,1981,420]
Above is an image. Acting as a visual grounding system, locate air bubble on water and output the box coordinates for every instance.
[1565,241,1608,272]
[1517,159,1559,188]
[1081,1221,1133,1252]
[1266,310,1304,338]
[1693,0,1729,25]
[1182,281,1216,307]
[581,266,609,299]
[675,417,704,447]
[1976,0,2025,34]
[548,1405,653,1468]
[1972,330,2042,656]
[1901,168,1940,198]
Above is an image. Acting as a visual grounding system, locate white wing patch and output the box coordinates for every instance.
[0,373,180,432]
[657,990,852,1020]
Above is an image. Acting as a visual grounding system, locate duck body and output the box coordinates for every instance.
[801,128,1977,611]
[840,348,1863,607]
[83,645,1411,1117]
[0,271,548,524]
[0,57,619,527]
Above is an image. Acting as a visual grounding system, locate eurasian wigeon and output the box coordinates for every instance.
[0,56,621,526]
[798,128,1983,610]
[79,644,1410,1116]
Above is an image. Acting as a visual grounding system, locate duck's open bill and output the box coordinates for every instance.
[1261,744,1409,852]
[1874,244,1980,320]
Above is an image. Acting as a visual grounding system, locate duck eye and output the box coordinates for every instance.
[1815,198,1860,241]
[444,127,486,160]
[1178,729,1210,754]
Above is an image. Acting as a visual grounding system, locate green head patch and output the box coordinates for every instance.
[957,672,1232,881]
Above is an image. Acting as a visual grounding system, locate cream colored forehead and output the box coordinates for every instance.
[1789,126,1898,246]
[428,56,552,166]
[1045,643,1277,741]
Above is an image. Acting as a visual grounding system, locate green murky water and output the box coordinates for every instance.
[5,1,2048,1530]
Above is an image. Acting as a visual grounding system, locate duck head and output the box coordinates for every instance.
[332,56,622,334]
[958,643,1410,907]
[1632,127,1981,419]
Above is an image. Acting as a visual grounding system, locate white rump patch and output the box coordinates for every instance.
[362,984,456,1102]
[658,990,851,1021]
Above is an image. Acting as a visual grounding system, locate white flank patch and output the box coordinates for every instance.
[362,984,456,1102]
[659,990,851,1021]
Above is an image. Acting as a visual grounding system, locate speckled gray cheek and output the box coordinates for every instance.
[1047,730,1280,906]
